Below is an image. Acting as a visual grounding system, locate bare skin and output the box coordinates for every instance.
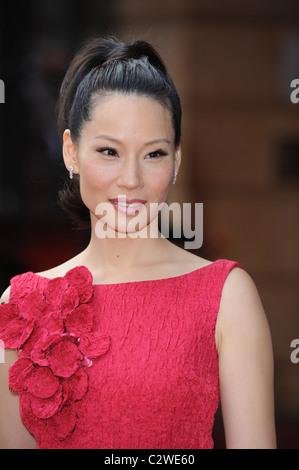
[0,94,276,448]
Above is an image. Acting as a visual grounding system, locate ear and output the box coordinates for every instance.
[174,141,182,174]
[62,129,79,174]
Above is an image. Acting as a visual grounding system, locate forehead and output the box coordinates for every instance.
[81,93,174,143]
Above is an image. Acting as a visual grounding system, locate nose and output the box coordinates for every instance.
[117,159,144,190]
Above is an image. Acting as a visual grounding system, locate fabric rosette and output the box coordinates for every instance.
[0,266,110,441]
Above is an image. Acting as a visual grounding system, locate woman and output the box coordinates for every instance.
[0,36,276,449]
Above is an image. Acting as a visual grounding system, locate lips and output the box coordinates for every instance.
[109,197,147,215]
[110,197,146,205]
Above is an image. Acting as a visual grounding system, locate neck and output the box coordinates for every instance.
[79,214,170,275]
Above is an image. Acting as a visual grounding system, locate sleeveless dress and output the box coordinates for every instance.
[0,258,242,449]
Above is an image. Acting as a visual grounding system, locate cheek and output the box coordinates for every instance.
[78,162,113,209]
[146,167,173,200]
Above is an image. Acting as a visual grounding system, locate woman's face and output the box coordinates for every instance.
[63,93,181,236]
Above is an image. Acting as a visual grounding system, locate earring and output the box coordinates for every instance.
[172,170,178,185]
[69,166,74,180]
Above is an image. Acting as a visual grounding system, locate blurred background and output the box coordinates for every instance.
[0,0,298,449]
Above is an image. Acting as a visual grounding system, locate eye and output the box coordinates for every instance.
[96,147,118,157]
[145,149,168,159]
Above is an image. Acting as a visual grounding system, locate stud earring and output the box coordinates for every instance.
[69,166,74,180]
[172,170,178,185]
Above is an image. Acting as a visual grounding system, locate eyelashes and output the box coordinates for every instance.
[146,150,168,159]
[96,147,168,159]
[96,147,118,157]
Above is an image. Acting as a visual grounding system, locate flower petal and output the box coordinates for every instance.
[43,277,69,301]
[39,310,64,336]
[18,289,45,319]
[65,266,93,285]
[76,282,94,304]
[0,303,34,349]
[23,327,50,365]
[25,367,61,399]
[0,302,18,326]
[65,266,94,303]
[66,367,89,401]
[60,379,70,407]
[29,300,57,321]
[79,332,111,359]
[29,385,63,419]
[59,287,80,316]
[64,304,94,335]
[46,404,77,440]
[19,392,41,436]
[41,333,66,351]
[49,340,83,378]
[8,357,35,392]
[9,272,42,304]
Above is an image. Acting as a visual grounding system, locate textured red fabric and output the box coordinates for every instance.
[0,259,242,449]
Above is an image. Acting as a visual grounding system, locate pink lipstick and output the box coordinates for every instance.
[109,197,147,216]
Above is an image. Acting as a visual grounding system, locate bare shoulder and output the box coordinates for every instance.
[220,267,262,311]
[216,266,271,353]
[215,267,276,448]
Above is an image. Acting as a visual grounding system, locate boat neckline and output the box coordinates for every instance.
[32,259,225,287]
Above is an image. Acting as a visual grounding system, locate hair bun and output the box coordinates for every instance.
[127,40,167,75]
[101,38,166,77]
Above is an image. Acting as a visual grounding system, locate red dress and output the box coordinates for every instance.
[0,259,242,449]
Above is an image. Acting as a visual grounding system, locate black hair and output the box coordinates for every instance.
[57,36,181,229]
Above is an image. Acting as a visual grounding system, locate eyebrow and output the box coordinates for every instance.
[93,134,171,146]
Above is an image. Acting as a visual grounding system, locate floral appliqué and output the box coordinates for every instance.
[0,266,111,441]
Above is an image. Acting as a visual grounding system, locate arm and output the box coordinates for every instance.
[215,268,276,449]
[0,288,36,449]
